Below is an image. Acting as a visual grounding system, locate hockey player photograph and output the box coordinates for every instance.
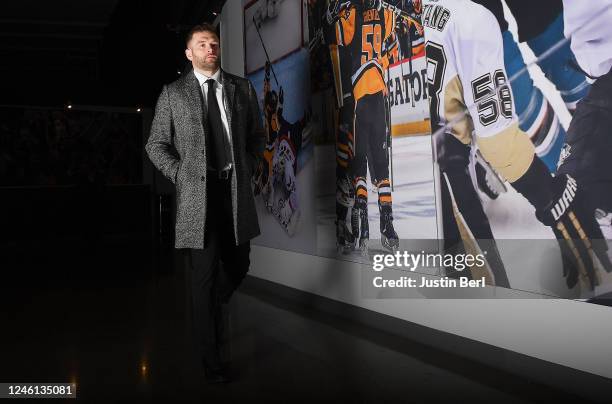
[7,1,612,401]
[312,0,438,261]
[244,0,317,254]
[422,0,612,298]
[255,60,311,238]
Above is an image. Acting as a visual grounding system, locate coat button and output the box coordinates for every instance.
[201,149,205,154]
[200,176,205,181]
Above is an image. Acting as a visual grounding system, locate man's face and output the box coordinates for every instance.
[185,31,220,71]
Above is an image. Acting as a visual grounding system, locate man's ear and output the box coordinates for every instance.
[185,48,193,61]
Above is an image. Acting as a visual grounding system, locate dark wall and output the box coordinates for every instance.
[0,0,225,109]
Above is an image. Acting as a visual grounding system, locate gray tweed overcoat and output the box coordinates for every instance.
[145,69,265,249]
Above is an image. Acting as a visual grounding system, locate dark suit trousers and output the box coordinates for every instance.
[188,172,250,371]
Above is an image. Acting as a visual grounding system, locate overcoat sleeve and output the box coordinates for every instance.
[145,85,181,184]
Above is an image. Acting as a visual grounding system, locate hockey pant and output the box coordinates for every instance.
[352,93,391,210]
[557,69,612,215]
[436,131,511,288]
[502,30,566,172]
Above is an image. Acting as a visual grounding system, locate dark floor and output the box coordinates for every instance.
[0,246,590,403]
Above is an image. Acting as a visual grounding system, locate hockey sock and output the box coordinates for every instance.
[376,178,392,207]
[336,128,353,169]
[354,176,368,206]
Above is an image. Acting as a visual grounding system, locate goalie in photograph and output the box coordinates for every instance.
[255,61,310,236]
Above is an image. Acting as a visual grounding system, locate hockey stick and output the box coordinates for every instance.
[443,172,496,285]
[309,27,324,53]
[406,13,416,109]
[385,89,394,191]
[253,15,279,86]
[382,14,395,191]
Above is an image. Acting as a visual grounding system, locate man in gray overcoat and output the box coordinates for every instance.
[145,22,265,383]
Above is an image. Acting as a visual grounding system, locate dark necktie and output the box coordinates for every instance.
[206,78,230,171]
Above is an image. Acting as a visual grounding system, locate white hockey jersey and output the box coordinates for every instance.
[423,0,517,141]
[563,0,612,79]
[423,0,534,182]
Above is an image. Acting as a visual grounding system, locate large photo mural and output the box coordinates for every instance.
[233,0,612,301]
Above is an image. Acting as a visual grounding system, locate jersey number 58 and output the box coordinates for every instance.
[471,70,513,126]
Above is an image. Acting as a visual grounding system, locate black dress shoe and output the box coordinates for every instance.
[204,367,231,384]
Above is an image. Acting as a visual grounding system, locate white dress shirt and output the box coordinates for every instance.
[193,68,232,148]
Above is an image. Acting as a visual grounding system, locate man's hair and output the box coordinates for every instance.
[185,22,219,47]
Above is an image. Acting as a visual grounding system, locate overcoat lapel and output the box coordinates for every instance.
[221,70,235,140]
[220,70,239,244]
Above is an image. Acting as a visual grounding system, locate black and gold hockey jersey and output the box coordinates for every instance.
[331,1,397,101]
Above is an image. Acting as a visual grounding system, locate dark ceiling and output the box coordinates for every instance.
[0,0,226,109]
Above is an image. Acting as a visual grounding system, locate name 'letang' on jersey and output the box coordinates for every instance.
[422,2,450,31]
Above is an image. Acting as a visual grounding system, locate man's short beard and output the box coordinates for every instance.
[196,57,219,72]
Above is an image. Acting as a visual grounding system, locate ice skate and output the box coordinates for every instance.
[380,205,399,253]
[336,219,355,254]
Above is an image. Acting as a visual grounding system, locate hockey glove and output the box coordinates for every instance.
[513,157,612,289]
[325,1,352,25]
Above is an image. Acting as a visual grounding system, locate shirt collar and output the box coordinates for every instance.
[193,68,222,88]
